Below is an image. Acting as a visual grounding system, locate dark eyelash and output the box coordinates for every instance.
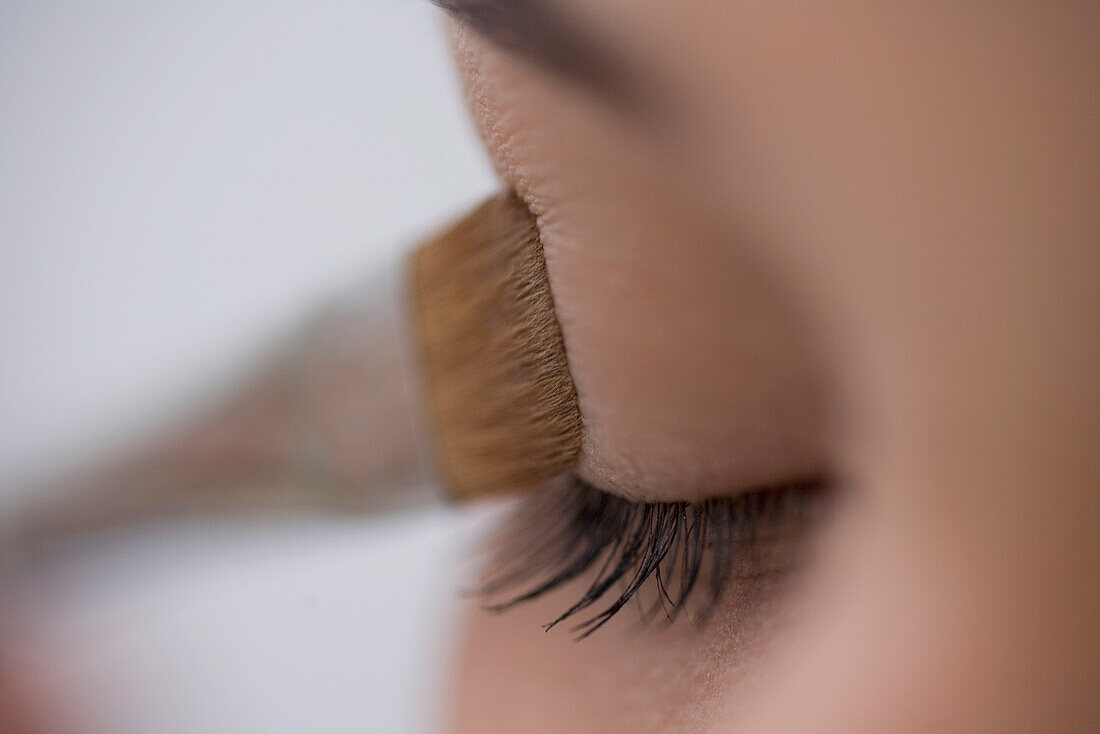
[476,476,828,639]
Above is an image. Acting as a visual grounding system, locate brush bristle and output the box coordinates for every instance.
[410,193,582,499]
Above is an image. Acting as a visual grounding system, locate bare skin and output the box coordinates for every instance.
[448,2,1100,732]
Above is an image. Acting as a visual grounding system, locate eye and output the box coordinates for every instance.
[475,477,831,639]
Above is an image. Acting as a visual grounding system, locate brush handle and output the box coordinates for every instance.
[2,252,441,572]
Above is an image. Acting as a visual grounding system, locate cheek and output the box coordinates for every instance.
[453,29,827,501]
[448,571,793,734]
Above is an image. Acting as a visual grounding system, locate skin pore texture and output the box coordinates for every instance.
[446,2,1099,733]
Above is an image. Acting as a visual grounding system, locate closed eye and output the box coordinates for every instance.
[475,475,831,639]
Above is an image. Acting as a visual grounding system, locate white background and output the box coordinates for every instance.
[1,2,498,731]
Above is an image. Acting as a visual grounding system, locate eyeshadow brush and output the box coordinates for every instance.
[2,192,583,570]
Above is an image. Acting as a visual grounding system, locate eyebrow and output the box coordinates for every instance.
[430,0,641,108]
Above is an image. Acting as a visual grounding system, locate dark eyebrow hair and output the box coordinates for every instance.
[430,0,642,109]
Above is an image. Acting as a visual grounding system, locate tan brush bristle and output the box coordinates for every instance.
[409,192,582,500]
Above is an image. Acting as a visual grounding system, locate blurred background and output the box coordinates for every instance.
[1,1,497,731]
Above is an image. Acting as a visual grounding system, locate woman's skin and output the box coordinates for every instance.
[1,3,1095,732]
[446,2,1100,732]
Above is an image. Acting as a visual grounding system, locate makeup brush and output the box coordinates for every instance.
[3,192,583,566]
[411,192,582,500]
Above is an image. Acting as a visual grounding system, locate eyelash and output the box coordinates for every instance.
[476,476,828,639]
